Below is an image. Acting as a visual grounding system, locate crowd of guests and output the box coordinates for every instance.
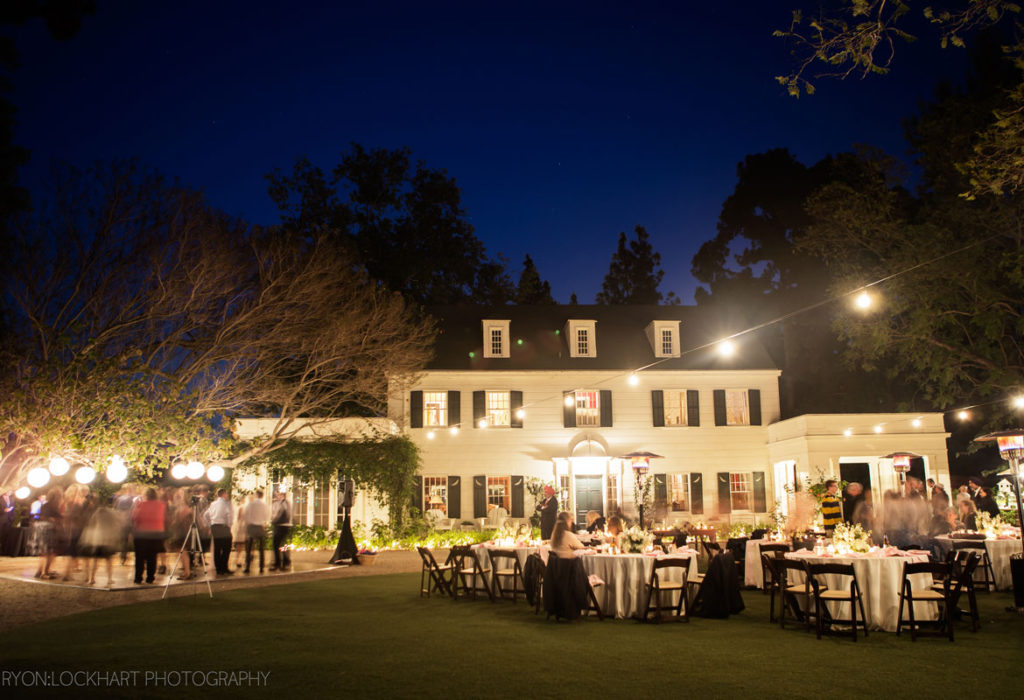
[14,484,293,586]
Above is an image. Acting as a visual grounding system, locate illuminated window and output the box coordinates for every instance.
[575,390,600,426]
[423,391,448,427]
[730,472,752,511]
[606,474,618,515]
[663,390,688,426]
[486,391,511,427]
[423,476,448,516]
[725,389,749,425]
[668,474,689,512]
[487,476,511,511]
[312,481,334,527]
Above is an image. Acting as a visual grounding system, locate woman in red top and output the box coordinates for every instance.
[131,487,166,584]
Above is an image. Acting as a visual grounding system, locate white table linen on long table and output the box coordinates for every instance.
[785,549,933,632]
[472,544,700,619]
[934,536,1020,590]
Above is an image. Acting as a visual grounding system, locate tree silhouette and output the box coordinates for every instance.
[514,254,555,304]
[595,225,678,304]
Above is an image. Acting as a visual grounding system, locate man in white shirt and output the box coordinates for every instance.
[206,489,233,575]
[244,489,271,574]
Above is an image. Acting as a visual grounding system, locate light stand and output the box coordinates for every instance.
[163,501,213,599]
[975,430,1024,612]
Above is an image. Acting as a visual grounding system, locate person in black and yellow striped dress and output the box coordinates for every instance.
[821,480,843,533]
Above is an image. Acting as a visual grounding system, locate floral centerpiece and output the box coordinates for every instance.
[492,522,534,546]
[975,511,999,537]
[831,522,872,554]
[618,526,653,553]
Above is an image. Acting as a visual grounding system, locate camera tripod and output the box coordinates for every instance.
[162,504,213,599]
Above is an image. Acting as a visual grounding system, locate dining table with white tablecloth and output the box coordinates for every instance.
[744,538,793,588]
[784,548,935,632]
[934,535,1021,590]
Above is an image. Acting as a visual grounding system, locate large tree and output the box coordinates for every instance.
[514,254,555,304]
[595,225,678,304]
[0,163,435,490]
[267,143,512,305]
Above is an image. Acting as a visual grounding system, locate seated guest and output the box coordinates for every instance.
[957,499,978,531]
[928,504,954,537]
[605,515,623,539]
[585,510,606,534]
[549,512,585,558]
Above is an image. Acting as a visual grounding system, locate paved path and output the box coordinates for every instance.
[0,549,422,632]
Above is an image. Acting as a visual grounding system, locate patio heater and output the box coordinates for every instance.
[974,430,1024,610]
[621,450,663,529]
[882,451,919,495]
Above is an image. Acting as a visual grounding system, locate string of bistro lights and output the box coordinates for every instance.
[436,230,1014,441]
[12,231,1013,493]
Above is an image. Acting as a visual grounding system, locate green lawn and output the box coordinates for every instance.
[1,574,1022,699]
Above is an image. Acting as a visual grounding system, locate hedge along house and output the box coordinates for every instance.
[390,305,952,529]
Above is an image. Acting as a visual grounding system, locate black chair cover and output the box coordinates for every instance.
[523,553,545,606]
[693,552,745,618]
[542,554,589,620]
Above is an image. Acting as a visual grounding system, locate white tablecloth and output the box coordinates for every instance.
[576,550,699,619]
[934,536,1021,590]
[785,550,933,632]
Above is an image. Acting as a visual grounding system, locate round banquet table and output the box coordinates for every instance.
[934,535,1021,591]
[473,544,700,619]
[784,549,934,632]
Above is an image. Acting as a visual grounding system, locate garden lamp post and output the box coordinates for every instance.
[975,430,1024,611]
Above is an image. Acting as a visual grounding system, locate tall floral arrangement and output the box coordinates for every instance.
[618,525,653,553]
[831,522,872,554]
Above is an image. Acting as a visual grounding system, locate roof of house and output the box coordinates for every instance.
[425,304,779,371]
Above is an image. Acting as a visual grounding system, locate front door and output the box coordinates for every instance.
[574,476,603,528]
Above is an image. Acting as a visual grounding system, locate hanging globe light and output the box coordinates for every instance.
[75,466,96,484]
[170,461,188,480]
[48,456,70,476]
[15,486,30,499]
[106,455,128,483]
[186,460,204,480]
[27,467,50,488]
[206,464,225,482]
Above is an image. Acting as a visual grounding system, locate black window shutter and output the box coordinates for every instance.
[653,473,667,506]
[511,476,524,518]
[473,475,486,519]
[448,391,460,428]
[599,390,613,427]
[472,391,485,428]
[687,390,700,427]
[713,390,727,426]
[717,472,732,514]
[651,390,665,427]
[748,389,762,426]
[690,474,704,514]
[409,391,423,429]
[563,391,576,428]
[752,471,767,512]
[410,475,423,513]
[447,476,461,520]
[510,391,523,428]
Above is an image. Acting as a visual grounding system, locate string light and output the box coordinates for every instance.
[843,428,853,437]
[628,373,639,386]
[911,418,922,428]
[873,425,883,434]
[717,340,736,357]
[15,486,30,499]
[957,410,970,421]
[854,291,873,310]
[426,430,435,440]
[48,457,69,476]
[27,468,49,488]
[478,419,488,429]
[449,426,459,436]
[1014,396,1024,409]
[106,455,128,483]
[206,464,225,482]
[75,466,96,484]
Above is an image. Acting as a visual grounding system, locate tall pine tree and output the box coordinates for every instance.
[595,225,677,304]
[514,254,555,304]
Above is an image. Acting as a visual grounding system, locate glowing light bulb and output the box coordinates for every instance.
[873,425,883,434]
[515,409,525,420]
[15,486,30,499]
[1014,396,1024,409]
[75,466,96,484]
[564,395,574,407]
[957,410,969,421]
[478,419,488,429]
[186,461,205,480]
[911,418,922,428]
[170,462,187,480]
[843,429,852,437]
[27,467,50,488]
[106,455,128,483]
[206,464,225,482]
[628,373,639,386]
[426,430,435,440]
[717,340,735,357]
[48,457,70,476]
[855,291,872,309]
[449,426,459,436]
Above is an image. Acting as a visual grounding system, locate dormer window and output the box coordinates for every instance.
[482,319,510,358]
[565,319,597,358]
[646,320,680,358]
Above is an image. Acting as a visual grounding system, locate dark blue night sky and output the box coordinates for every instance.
[10,1,967,302]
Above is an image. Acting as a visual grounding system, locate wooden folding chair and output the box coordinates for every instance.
[489,548,525,603]
[806,562,868,641]
[761,553,783,623]
[416,546,453,598]
[938,550,980,632]
[952,541,996,593]
[641,557,690,623]
[777,558,816,631]
[759,543,790,592]
[897,559,956,641]
[450,545,495,601]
